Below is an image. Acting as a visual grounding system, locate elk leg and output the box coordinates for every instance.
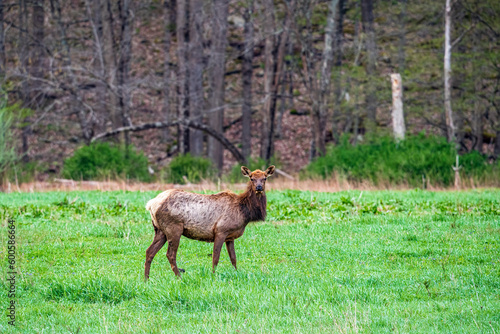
[226,240,237,270]
[144,226,167,281]
[212,234,227,273]
[166,231,183,278]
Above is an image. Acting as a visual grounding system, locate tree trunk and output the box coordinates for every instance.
[444,0,456,145]
[187,0,204,156]
[208,0,228,169]
[117,0,134,147]
[19,0,29,161]
[101,0,119,131]
[332,0,344,142]
[315,0,339,156]
[51,0,94,143]
[495,128,500,158]
[390,73,405,141]
[86,0,107,131]
[241,0,254,161]
[260,0,294,161]
[0,0,6,76]
[31,0,45,93]
[176,0,189,153]
[361,0,377,132]
[259,0,276,161]
[472,79,483,153]
[398,0,407,72]
[162,0,174,143]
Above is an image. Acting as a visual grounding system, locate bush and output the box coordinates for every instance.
[304,134,498,187]
[165,153,214,184]
[62,142,151,181]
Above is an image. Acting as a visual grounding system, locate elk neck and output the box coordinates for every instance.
[238,182,267,223]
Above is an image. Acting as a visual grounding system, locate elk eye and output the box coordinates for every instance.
[264,178,267,181]
[250,178,254,181]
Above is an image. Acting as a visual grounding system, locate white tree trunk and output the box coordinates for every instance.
[390,73,405,141]
[444,0,456,144]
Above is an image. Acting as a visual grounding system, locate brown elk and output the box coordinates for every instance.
[144,165,275,279]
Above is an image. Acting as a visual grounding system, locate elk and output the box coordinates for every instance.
[144,165,275,279]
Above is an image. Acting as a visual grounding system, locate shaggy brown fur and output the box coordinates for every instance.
[144,165,275,279]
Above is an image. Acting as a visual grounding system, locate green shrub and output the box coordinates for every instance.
[62,142,151,181]
[304,134,498,186]
[166,153,214,184]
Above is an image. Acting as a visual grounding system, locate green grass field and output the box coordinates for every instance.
[1,189,499,333]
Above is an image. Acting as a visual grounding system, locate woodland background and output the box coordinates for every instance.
[0,0,499,185]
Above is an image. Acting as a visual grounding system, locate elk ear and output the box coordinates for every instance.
[265,165,275,177]
[241,166,252,177]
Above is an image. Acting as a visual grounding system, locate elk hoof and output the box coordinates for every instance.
[179,268,185,273]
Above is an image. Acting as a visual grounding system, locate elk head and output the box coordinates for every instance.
[241,165,275,195]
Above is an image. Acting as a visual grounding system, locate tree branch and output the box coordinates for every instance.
[91,120,246,164]
[451,24,474,50]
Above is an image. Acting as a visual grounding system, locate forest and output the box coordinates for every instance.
[0,0,499,185]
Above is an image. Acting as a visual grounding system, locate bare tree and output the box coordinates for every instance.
[162,0,175,143]
[19,0,29,161]
[332,0,345,142]
[260,0,294,162]
[116,0,134,147]
[391,73,405,141]
[176,0,189,153]
[298,0,338,158]
[259,0,276,161]
[29,0,45,113]
[444,0,456,145]
[398,0,407,72]
[0,0,6,76]
[241,0,254,161]
[187,0,204,156]
[50,0,95,143]
[316,0,339,156]
[444,0,473,148]
[361,0,377,132]
[208,0,229,169]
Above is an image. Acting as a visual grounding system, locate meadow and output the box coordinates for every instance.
[0,189,499,333]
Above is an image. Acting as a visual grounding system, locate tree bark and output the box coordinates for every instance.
[241,0,254,161]
[361,0,377,132]
[208,0,229,169]
[390,73,405,141]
